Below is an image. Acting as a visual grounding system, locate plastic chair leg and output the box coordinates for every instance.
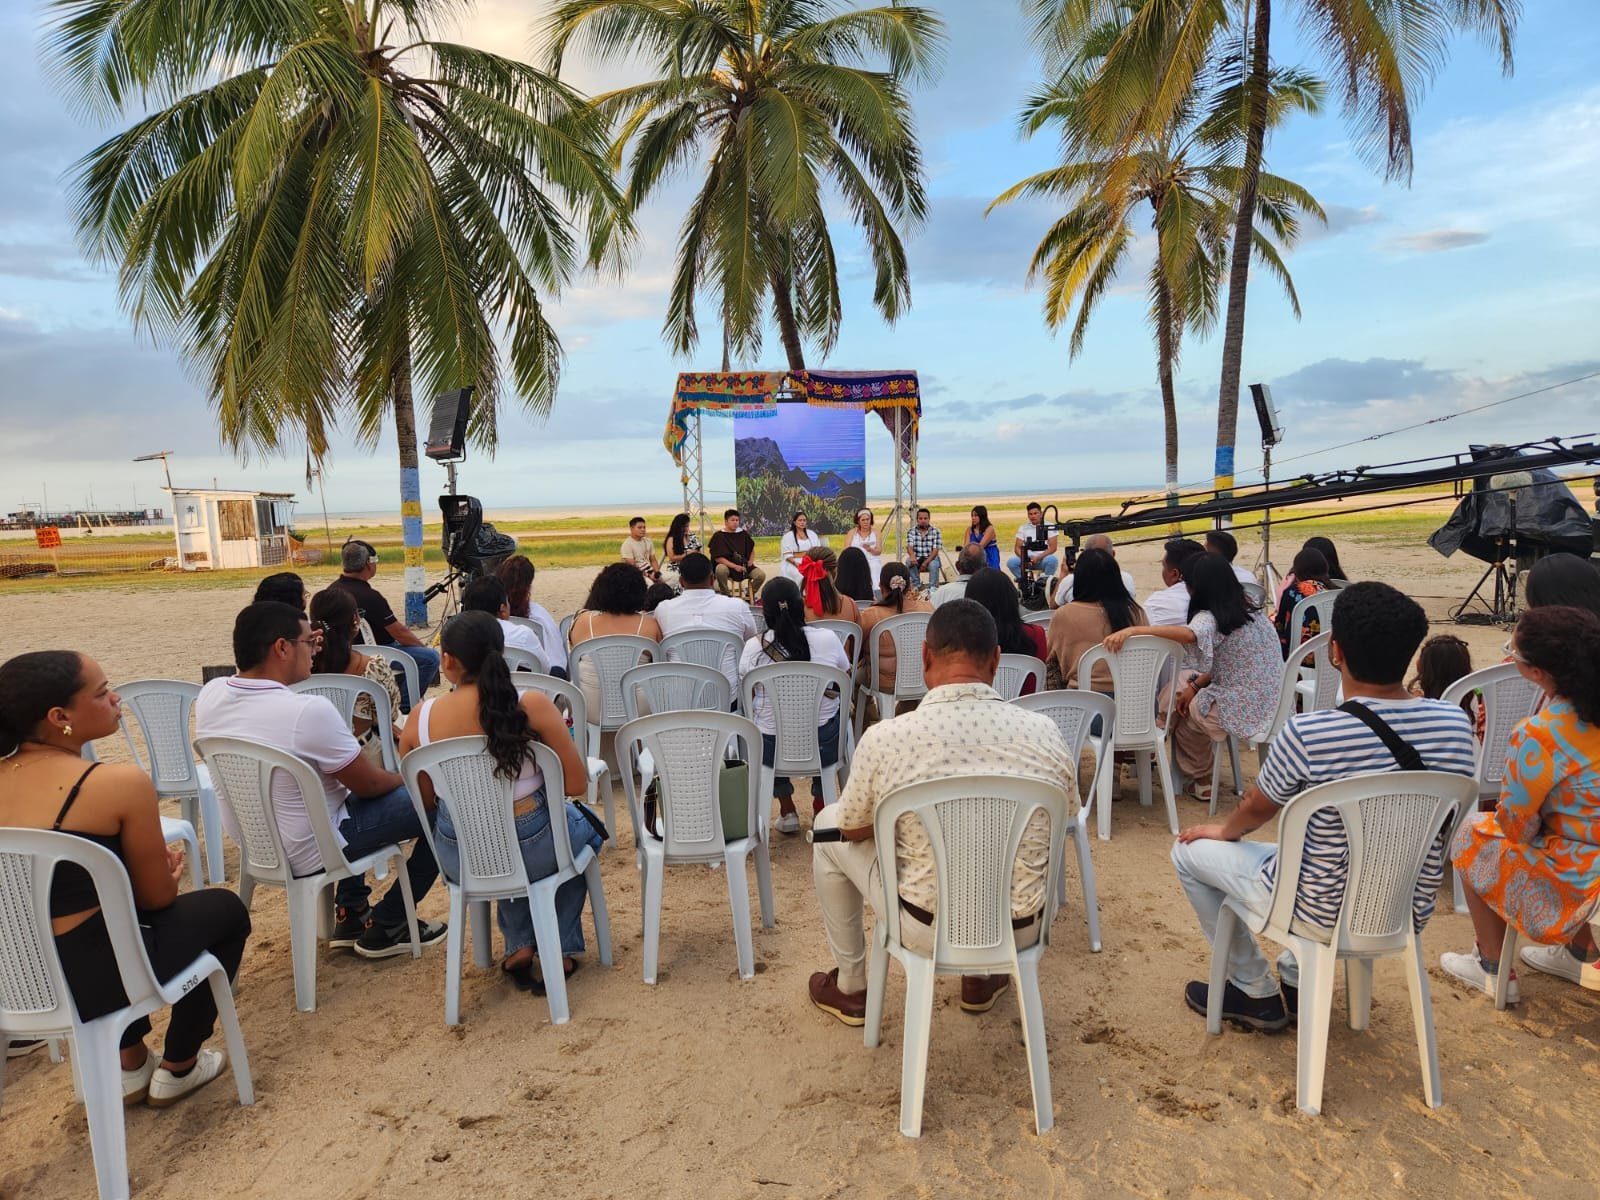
[286,885,322,1013]
[175,801,205,889]
[641,858,664,985]
[469,900,493,970]
[238,869,256,912]
[199,778,226,884]
[1135,750,1152,806]
[725,848,755,980]
[392,853,421,959]
[1096,735,1115,842]
[863,940,890,1049]
[1404,935,1443,1108]
[1452,867,1468,915]
[1071,818,1102,953]
[587,763,613,853]
[209,970,254,1105]
[1345,959,1374,1031]
[753,836,776,929]
[444,888,466,1026]
[1208,742,1223,817]
[897,957,938,1137]
[1015,957,1053,1134]
[529,886,570,1024]
[1494,927,1519,1011]
[77,1023,131,1200]
[1295,945,1338,1116]
[1206,906,1236,1036]
[1152,740,1180,835]
[585,858,614,967]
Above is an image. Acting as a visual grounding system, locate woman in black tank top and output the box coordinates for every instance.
[0,650,252,1108]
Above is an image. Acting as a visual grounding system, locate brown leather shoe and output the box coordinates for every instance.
[960,973,1011,1013]
[809,968,867,1026]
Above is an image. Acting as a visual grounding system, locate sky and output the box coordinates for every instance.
[1,0,1597,521]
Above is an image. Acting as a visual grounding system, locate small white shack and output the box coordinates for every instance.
[169,487,296,570]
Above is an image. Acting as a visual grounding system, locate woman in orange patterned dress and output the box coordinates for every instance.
[1443,605,1600,999]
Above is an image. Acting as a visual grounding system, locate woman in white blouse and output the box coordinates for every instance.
[845,508,882,590]
[778,511,823,585]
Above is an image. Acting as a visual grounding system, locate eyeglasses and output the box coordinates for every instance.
[284,634,321,650]
[1503,638,1525,664]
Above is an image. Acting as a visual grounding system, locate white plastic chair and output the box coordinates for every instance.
[811,619,863,668]
[0,829,254,1200]
[355,644,420,712]
[749,605,767,636]
[357,616,377,644]
[500,643,546,674]
[80,741,203,893]
[861,611,931,738]
[1077,636,1181,839]
[863,774,1069,1137]
[509,671,615,841]
[1206,770,1473,1115]
[615,712,773,982]
[400,737,612,1025]
[1440,663,1544,912]
[740,661,853,812]
[290,674,400,770]
[568,634,658,765]
[113,679,225,885]
[1011,690,1112,951]
[992,654,1043,701]
[1287,589,1339,664]
[558,613,577,647]
[505,615,547,648]
[621,661,731,721]
[659,627,747,693]
[1022,609,1053,627]
[1492,901,1600,1011]
[195,735,421,1012]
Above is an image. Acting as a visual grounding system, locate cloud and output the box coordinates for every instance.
[1385,228,1491,254]
[0,240,97,282]
[1298,203,1384,241]
[905,194,1047,288]
[1269,357,1459,407]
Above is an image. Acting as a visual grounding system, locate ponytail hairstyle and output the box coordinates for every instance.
[0,651,85,757]
[757,578,813,663]
[802,545,842,615]
[1512,605,1600,726]
[441,611,535,780]
[875,562,912,612]
[496,554,535,619]
[309,586,358,674]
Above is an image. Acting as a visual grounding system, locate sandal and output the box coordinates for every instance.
[502,953,537,992]
[531,957,579,997]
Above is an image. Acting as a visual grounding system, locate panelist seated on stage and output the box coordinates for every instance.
[904,507,944,591]
[620,517,663,583]
[709,508,766,596]
[1006,502,1059,583]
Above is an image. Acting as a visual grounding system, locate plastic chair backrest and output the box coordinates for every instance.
[1289,589,1339,646]
[505,615,547,647]
[616,712,760,860]
[740,661,853,776]
[659,628,746,684]
[0,830,166,1038]
[503,644,549,674]
[358,616,377,644]
[1440,663,1544,799]
[354,644,419,708]
[558,613,577,647]
[620,661,730,721]
[992,654,1043,701]
[1021,610,1053,627]
[569,635,657,730]
[749,606,767,636]
[194,735,353,882]
[1011,690,1115,761]
[870,612,931,699]
[114,679,203,797]
[1076,636,1180,744]
[811,619,862,666]
[289,675,398,769]
[1259,631,1335,743]
[509,672,592,756]
[872,775,1068,968]
[1267,771,1472,953]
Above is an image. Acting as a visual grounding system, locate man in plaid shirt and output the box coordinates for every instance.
[905,507,943,591]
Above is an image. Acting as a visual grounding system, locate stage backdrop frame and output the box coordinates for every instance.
[665,370,920,558]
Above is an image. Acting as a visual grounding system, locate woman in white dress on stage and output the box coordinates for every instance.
[778,511,823,585]
[845,508,882,590]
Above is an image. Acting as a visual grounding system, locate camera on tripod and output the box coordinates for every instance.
[424,495,517,601]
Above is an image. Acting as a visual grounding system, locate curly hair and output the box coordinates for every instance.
[496,555,535,619]
[0,651,84,756]
[1329,580,1427,686]
[309,587,359,674]
[440,611,534,781]
[584,561,648,615]
[1409,634,1473,700]
[1514,605,1600,725]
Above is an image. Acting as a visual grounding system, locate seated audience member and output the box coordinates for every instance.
[1524,552,1600,617]
[1446,605,1600,998]
[254,571,307,612]
[1165,581,1474,1030]
[1105,554,1282,804]
[1302,536,1348,584]
[496,554,567,676]
[1053,533,1138,607]
[905,507,943,591]
[799,545,861,624]
[309,587,404,739]
[709,508,765,596]
[1274,547,1333,654]
[0,651,252,1105]
[835,546,876,607]
[931,545,984,608]
[620,516,663,583]
[329,540,440,705]
[195,602,446,958]
[859,562,935,718]
[1205,530,1256,587]
[807,600,1076,1025]
[1143,538,1205,626]
[738,578,851,834]
[461,576,549,668]
[965,567,1046,695]
[399,612,602,993]
[1006,501,1060,584]
[569,563,662,718]
[1046,548,1147,691]
[653,552,757,696]
[643,581,677,612]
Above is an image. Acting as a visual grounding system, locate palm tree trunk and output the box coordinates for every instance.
[392,333,427,626]
[1155,274,1180,511]
[1213,0,1271,508]
[769,267,806,371]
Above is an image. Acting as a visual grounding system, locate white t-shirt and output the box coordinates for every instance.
[525,601,566,671]
[194,676,361,875]
[1055,568,1138,607]
[1014,523,1057,556]
[738,627,850,735]
[1230,563,1256,586]
[1143,582,1191,627]
[846,529,883,583]
[655,587,759,692]
[778,530,823,584]
[931,577,970,608]
[497,617,546,664]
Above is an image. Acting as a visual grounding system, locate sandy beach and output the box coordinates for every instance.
[2,539,1596,1200]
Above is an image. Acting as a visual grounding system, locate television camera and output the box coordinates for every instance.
[424,494,517,603]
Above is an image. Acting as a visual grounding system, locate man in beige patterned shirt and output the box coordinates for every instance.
[809,600,1076,1024]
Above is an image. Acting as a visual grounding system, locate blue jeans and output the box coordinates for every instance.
[435,793,603,957]
[336,785,439,928]
[1006,554,1059,581]
[393,645,440,708]
[761,711,841,800]
[909,558,942,590]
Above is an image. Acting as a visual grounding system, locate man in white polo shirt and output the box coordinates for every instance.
[1142,537,1206,626]
[652,552,757,696]
[196,602,446,958]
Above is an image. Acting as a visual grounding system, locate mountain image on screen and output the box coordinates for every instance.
[734,431,865,536]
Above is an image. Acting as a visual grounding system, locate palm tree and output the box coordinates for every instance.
[1027,0,1517,497]
[992,21,1325,505]
[546,0,944,370]
[44,0,626,623]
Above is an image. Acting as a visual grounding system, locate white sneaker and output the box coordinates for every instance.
[775,812,801,835]
[1440,950,1520,1004]
[147,1048,226,1108]
[122,1054,157,1106]
[1519,943,1600,990]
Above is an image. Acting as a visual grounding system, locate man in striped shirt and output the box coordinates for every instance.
[1170,582,1476,1031]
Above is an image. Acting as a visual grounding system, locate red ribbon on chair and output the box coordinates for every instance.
[796,555,829,615]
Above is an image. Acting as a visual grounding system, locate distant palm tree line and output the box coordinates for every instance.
[43,0,1519,618]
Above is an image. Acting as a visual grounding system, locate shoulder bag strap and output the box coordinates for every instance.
[1337,700,1427,771]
